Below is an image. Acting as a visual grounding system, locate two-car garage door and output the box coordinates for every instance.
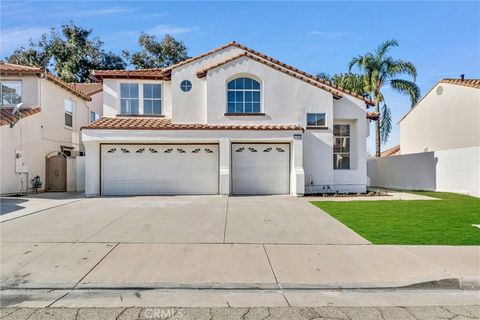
[100,143,290,196]
[101,144,219,195]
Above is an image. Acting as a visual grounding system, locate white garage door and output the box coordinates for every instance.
[101,144,218,195]
[232,143,290,195]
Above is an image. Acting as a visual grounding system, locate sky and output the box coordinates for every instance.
[1,1,479,154]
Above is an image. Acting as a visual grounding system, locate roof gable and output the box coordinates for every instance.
[90,42,375,105]
[399,78,480,123]
[0,62,92,101]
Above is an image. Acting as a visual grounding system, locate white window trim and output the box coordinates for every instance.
[143,83,162,115]
[225,75,263,114]
[306,113,327,128]
[64,98,74,130]
[333,124,351,170]
[117,80,163,115]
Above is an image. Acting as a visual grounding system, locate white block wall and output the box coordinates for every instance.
[367,146,480,197]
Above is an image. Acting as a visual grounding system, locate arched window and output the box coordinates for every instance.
[227,77,261,113]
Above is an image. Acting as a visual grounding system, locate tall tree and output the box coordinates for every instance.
[6,22,126,82]
[124,33,189,69]
[348,39,420,157]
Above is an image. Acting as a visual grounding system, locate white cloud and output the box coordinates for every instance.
[311,31,347,38]
[149,25,197,36]
[0,26,49,57]
[82,7,134,16]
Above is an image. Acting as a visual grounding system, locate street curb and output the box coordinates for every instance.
[2,277,476,291]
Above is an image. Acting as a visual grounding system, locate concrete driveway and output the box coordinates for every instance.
[3,195,476,291]
[0,195,368,244]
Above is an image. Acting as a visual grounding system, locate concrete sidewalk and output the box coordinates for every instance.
[1,243,478,290]
[306,191,438,202]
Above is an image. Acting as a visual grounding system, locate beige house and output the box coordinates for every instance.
[0,62,103,195]
[82,41,377,197]
[368,78,480,197]
[399,78,480,154]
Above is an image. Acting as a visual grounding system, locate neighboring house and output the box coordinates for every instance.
[399,78,480,154]
[82,41,378,197]
[0,62,103,195]
[368,77,480,197]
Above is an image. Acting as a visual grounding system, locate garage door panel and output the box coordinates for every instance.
[102,145,218,195]
[232,143,290,195]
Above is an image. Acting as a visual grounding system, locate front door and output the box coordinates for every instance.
[46,155,67,191]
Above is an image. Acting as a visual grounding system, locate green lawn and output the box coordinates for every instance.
[311,192,480,245]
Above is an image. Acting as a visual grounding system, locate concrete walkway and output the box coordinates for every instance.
[0,192,84,222]
[306,191,439,202]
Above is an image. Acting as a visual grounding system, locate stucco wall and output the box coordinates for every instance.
[400,83,480,154]
[102,79,171,118]
[86,91,103,119]
[1,76,94,194]
[171,46,244,124]
[367,146,480,197]
[0,75,39,107]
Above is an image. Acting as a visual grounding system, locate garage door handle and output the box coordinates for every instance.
[55,169,59,176]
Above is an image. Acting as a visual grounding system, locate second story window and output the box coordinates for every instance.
[65,99,74,128]
[227,77,261,114]
[1,80,22,106]
[333,124,350,170]
[307,113,326,128]
[143,84,161,115]
[120,83,139,114]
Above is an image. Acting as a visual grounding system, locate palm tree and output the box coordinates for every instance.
[348,39,420,157]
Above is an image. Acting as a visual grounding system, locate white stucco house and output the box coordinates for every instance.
[399,78,480,154]
[368,77,480,197]
[0,62,103,195]
[82,42,377,197]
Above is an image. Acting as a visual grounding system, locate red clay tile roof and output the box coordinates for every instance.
[44,73,92,101]
[0,62,43,74]
[380,145,400,157]
[0,107,41,127]
[367,111,380,120]
[82,117,303,131]
[70,83,103,96]
[440,78,480,89]
[92,68,169,80]
[91,42,375,105]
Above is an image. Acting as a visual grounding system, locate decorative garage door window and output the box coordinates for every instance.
[105,146,216,154]
[234,146,285,153]
[101,144,219,196]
